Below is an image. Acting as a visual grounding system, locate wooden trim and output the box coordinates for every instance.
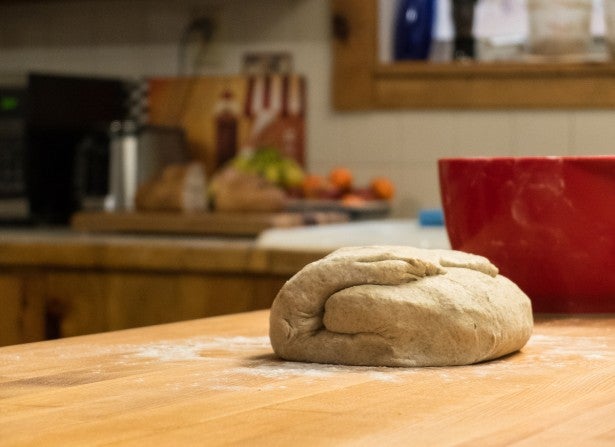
[376,61,615,78]
[332,0,615,109]
[330,0,377,109]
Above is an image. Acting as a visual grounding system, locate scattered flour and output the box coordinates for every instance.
[130,336,408,384]
[223,362,406,383]
[124,332,614,389]
[208,383,288,392]
[132,336,271,362]
[1,332,612,392]
[521,334,612,364]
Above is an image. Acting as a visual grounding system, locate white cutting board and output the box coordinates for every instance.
[255,218,451,251]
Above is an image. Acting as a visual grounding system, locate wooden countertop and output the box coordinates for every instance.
[0,229,327,275]
[1,310,614,446]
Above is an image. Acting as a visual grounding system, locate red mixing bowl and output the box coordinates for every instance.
[438,156,615,313]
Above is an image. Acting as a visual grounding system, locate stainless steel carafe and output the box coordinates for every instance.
[106,121,187,211]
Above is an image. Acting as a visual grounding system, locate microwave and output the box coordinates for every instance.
[0,72,130,225]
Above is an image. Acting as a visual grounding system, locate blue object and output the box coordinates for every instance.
[419,208,444,226]
[393,0,436,60]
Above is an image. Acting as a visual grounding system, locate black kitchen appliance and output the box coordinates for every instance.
[0,72,129,225]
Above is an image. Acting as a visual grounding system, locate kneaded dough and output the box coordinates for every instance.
[269,246,533,367]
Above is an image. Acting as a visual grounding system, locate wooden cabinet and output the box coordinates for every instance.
[0,232,324,347]
[0,268,289,347]
[41,270,286,339]
[0,271,45,346]
[332,0,615,109]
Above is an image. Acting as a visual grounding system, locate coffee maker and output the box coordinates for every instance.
[0,72,129,225]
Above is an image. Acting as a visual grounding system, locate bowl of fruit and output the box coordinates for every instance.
[292,167,395,219]
[210,147,395,219]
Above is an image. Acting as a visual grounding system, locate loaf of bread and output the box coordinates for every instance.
[135,162,207,212]
[209,166,287,212]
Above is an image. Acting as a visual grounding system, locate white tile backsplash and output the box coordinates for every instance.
[2,0,615,216]
[447,111,516,157]
[511,111,572,156]
[387,162,443,217]
[571,111,615,155]
[398,111,458,162]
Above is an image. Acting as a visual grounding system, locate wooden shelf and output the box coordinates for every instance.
[376,60,615,77]
[332,0,615,110]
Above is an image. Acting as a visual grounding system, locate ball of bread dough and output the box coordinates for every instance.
[269,246,533,367]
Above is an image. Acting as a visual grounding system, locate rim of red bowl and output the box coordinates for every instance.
[438,155,615,162]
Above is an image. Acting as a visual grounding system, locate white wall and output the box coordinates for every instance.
[2,0,614,217]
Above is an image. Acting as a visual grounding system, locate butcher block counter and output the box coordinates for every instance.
[1,310,614,446]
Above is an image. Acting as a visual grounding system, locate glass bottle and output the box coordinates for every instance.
[393,0,436,60]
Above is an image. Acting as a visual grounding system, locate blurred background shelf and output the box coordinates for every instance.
[71,210,350,237]
[332,0,615,110]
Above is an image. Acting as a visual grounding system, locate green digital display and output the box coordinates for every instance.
[1,96,19,112]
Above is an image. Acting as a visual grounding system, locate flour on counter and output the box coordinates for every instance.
[523,334,611,362]
[131,336,408,383]
[125,332,614,387]
[2,333,612,392]
[225,362,405,383]
[132,336,271,362]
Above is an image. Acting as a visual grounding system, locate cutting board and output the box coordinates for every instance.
[71,210,348,237]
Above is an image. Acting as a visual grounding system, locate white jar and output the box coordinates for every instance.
[604,0,615,58]
[527,0,593,57]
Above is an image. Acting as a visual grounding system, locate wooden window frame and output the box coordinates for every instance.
[331,0,615,109]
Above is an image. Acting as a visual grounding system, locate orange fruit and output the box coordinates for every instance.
[301,174,326,198]
[341,193,366,206]
[329,167,353,191]
[370,176,395,200]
